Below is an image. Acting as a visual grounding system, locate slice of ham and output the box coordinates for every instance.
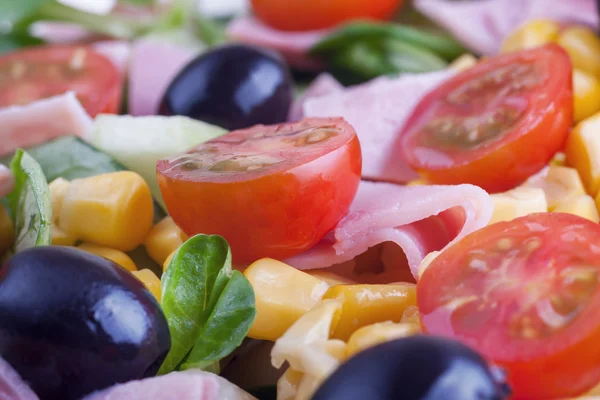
[82,370,256,400]
[284,181,492,280]
[128,39,198,116]
[288,73,343,121]
[0,92,92,158]
[0,357,39,400]
[415,0,599,55]
[226,17,329,70]
[0,165,14,198]
[301,69,456,183]
[92,41,131,77]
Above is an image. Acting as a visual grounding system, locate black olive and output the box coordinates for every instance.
[0,246,171,400]
[312,335,511,400]
[159,44,294,130]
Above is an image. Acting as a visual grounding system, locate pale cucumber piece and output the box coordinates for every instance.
[89,115,227,211]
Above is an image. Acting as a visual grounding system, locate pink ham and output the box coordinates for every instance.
[284,181,492,280]
[0,92,92,158]
[288,73,343,121]
[92,41,131,76]
[302,69,455,183]
[128,39,198,116]
[226,17,329,70]
[0,357,39,400]
[0,166,14,198]
[82,370,256,400]
[415,0,599,55]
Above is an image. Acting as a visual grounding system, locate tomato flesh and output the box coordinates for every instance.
[157,117,362,264]
[400,44,573,193]
[0,45,122,117]
[418,213,600,399]
[251,0,404,31]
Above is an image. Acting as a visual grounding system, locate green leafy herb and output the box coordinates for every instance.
[6,149,52,253]
[0,0,50,26]
[158,234,256,375]
[0,33,44,54]
[0,136,125,183]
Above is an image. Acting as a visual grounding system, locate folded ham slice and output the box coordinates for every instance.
[0,92,92,158]
[0,165,14,198]
[0,357,39,400]
[301,69,455,183]
[128,39,198,116]
[288,73,343,121]
[92,41,131,77]
[82,370,256,400]
[226,17,329,70]
[415,0,598,55]
[284,181,492,280]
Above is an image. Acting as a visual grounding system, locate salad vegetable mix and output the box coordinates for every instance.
[4,0,600,400]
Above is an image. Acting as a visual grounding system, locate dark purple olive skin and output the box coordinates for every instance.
[0,246,171,400]
[313,335,511,400]
[159,44,294,130]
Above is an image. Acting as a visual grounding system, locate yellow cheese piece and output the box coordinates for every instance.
[554,195,600,222]
[132,269,161,300]
[405,179,428,186]
[449,54,478,72]
[501,19,560,53]
[77,242,137,272]
[51,224,77,246]
[557,26,600,78]
[144,216,187,266]
[346,321,421,357]
[244,258,329,341]
[566,113,600,197]
[574,69,600,123]
[48,178,70,223]
[163,249,176,272]
[323,283,417,341]
[489,187,547,224]
[307,270,356,286]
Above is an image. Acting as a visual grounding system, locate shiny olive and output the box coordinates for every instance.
[313,335,511,400]
[0,246,171,400]
[159,44,294,130]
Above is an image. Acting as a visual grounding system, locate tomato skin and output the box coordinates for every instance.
[157,119,362,264]
[418,213,600,399]
[400,44,573,193]
[0,45,121,117]
[251,0,404,32]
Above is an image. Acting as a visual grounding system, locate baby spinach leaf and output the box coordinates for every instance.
[7,149,52,253]
[158,234,242,374]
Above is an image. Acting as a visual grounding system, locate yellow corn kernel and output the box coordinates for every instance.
[163,249,176,272]
[449,53,477,72]
[501,19,560,53]
[565,113,600,196]
[406,179,428,186]
[132,269,161,300]
[346,321,421,357]
[307,270,355,286]
[49,178,70,223]
[144,217,187,266]
[489,187,547,224]
[554,194,600,222]
[51,224,77,246]
[574,69,600,123]
[244,258,330,341]
[58,171,154,252]
[557,26,600,78]
[323,283,417,341]
[0,206,14,256]
[77,242,137,271]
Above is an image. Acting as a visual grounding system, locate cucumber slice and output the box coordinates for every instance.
[89,115,227,211]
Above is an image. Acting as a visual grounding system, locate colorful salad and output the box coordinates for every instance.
[3,0,600,399]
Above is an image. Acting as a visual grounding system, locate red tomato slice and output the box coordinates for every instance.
[157,117,362,264]
[418,212,600,399]
[251,0,404,31]
[400,44,572,193]
[0,45,122,117]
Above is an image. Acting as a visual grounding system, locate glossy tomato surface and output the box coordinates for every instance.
[251,0,404,31]
[157,117,362,264]
[0,45,121,117]
[418,213,600,399]
[400,44,572,193]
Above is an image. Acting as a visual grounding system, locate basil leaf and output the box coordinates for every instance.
[158,234,234,374]
[7,149,52,253]
[0,0,51,25]
[181,270,256,370]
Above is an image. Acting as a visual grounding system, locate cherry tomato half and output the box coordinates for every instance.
[418,212,600,399]
[0,45,122,117]
[400,44,573,193]
[157,117,362,264]
[251,0,404,32]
